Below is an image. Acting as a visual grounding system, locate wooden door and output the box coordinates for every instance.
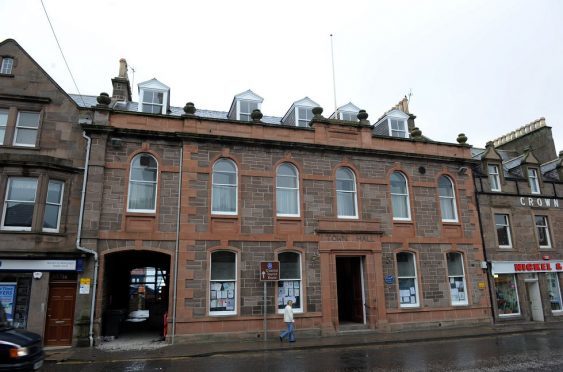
[351,257,364,323]
[45,282,76,345]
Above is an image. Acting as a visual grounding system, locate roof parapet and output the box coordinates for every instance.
[492,118,546,147]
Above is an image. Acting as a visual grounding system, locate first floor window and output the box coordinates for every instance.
[438,176,458,222]
[397,252,419,307]
[446,253,468,305]
[212,159,238,214]
[390,172,410,220]
[336,167,358,218]
[278,252,302,313]
[276,163,299,216]
[0,108,7,144]
[43,180,64,232]
[547,273,563,312]
[209,251,237,315]
[14,111,40,147]
[495,274,520,316]
[535,215,551,248]
[495,214,512,248]
[128,154,158,212]
[2,177,38,230]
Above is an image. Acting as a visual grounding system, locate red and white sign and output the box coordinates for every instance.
[492,261,563,274]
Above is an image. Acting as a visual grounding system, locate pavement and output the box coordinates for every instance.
[43,321,563,364]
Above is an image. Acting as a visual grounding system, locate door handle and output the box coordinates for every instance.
[55,321,65,324]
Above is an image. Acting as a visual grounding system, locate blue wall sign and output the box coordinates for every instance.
[384,275,395,284]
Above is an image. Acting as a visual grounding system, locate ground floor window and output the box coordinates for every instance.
[278,252,302,313]
[0,274,31,329]
[547,273,563,312]
[209,251,237,315]
[396,252,419,307]
[446,252,468,306]
[495,274,520,316]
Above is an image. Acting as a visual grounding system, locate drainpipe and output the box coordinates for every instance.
[171,144,183,344]
[77,131,99,347]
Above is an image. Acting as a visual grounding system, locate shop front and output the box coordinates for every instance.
[0,258,83,345]
[491,261,563,322]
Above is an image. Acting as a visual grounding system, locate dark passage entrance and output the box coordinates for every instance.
[103,251,170,339]
[336,256,364,324]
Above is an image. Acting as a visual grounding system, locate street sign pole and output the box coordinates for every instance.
[263,281,267,341]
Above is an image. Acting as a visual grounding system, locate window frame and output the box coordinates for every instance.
[276,163,300,217]
[237,100,259,122]
[0,57,13,75]
[446,252,468,306]
[277,251,303,314]
[1,177,38,231]
[296,107,313,127]
[140,89,164,114]
[127,153,159,213]
[209,250,237,316]
[13,111,40,147]
[488,164,501,192]
[534,215,552,249]
[339,111,358,122]
[438,175,458,223]
[390,171,411,221]
[335,167,358,219]
[528,168,540,195]
[494,213,513,248]
[42,179,64,233]
[0,108,8,145]
[388,118,408,138]
[211,158,238,215]
[396,252,420,308]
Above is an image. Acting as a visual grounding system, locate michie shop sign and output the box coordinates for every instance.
[519,197,560,208]
[492,261,563,274]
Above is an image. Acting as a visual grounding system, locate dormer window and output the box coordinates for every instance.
[390,118,407,138]
[282,97,319,127]
[488,164,501,192]
[141,90,164,114]
[228,90,263,122]
[297,107,313,127]
[339,112,358,121]
[137,78,170,115]
[528,168,540,194]
[330,103,360,122]
[0,57,13,75]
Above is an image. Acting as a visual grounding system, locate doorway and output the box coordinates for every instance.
[336,256,365,324]
[44,272,77,346]
[525,279,544,322]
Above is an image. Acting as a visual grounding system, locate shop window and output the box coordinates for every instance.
[127,154,158,213]
[535,215,551,248]
[494,214,512,248]
[438,175,458,222]
[446,253,468,305]
[276,163,299,217]
[547,273,563,312]
[0,108,7,145]
[495,274,520,316]
[277,252,302,313]
[396,252,419,307]
[390,171,410,220]
[209,251,237,315]
[13,111,40,147]
[211,159,238,215]
[528,168,540,194]
[42,180,64,232]
[488,164,501,192]
[1,177,38,231]
[336,167,358,219]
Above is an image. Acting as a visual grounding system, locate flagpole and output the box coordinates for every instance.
[330,34,338,118]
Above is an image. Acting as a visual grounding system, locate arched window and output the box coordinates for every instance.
[212,159,238,215]
[390,172,410,220]
[128,153,158,212]
[278,252,302,313]
[446,252,468,306]
[396,252,419,308]
[438,176,458,222]
[210,251,237,315]
[336,167,358,218]
[276,163,299,217]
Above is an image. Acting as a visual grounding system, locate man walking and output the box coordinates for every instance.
[280,300,295,342]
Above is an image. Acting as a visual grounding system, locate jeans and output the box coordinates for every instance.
[280,322,295,342]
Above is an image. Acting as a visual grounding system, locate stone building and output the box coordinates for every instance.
[0,39,93,346]
[473,119,563,322]
[70,58,492,344]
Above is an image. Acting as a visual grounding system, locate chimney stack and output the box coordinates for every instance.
[111,58,132,102]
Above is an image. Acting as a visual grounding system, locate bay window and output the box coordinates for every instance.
[2,177,38,231]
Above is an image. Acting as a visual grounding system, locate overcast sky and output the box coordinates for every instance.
[2,0,562,153]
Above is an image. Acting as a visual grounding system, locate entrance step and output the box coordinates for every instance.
[338,323,370,333]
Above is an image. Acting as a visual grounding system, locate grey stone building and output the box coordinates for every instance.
[0,39,93,346]
[473,119,563,322]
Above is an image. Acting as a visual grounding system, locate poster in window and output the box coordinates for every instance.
[410,296,416,304]
[410,287,416,295]
[227,290,234,299]
[0,283,17,322]
[293,282,299,289]
[226,299,235,311]
[288,288,294,297]
[459,292,465,301]
[211,291,217,299]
